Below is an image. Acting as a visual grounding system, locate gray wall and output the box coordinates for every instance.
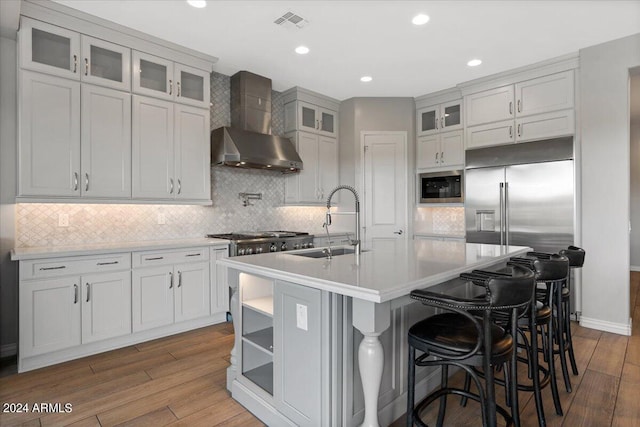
[0,36,18,355]
[338,97,415,234]
[580,33,640,330]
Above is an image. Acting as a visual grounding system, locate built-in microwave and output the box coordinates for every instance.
[419,170,464,203]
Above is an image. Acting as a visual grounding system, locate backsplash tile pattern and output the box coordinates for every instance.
[15,71,329,248]
[414,207,465,236]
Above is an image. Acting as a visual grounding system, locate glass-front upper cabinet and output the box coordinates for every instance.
[132,51,174,101]
[296,101,338,138]
[20,17,81,79]
[133,52,210,108]
[417,106,438,136]
[416,99,463,137]
[81,36,131,91]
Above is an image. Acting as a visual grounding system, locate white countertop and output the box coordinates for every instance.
[218,240,531,303]
[11,238,229,260]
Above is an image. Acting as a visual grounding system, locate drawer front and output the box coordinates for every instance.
[21,253,131,279]
[133,247,209,267]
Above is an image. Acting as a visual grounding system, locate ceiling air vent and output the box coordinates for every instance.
[274,11,308,29]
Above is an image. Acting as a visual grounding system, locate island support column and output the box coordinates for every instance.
[352,299,391,427]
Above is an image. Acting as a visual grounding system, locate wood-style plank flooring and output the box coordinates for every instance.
[1,273,638,427]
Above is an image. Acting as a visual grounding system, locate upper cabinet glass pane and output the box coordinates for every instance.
[301,106,316,129]
[139,59,167,93]
[32,28,71,71]
[321,111,334,133]
[180,70,204,101]
[444,104,461,127]
[90,45,122,82]
[421,110,436,132]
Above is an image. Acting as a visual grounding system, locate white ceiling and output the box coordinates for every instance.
[53,0,640,100]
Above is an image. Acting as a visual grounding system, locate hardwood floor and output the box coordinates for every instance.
[0,273,638,427]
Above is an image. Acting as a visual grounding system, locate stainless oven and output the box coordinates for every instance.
[419,170,464,203]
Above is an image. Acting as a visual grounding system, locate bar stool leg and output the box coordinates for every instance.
[530,314,546,426]
[407,345,416,427]
[554,281,572,393]
[544,308,563,415]
[437,365,448,426]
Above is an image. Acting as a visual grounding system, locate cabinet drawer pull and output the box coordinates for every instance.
[74,284,78,304]
[84,58,89,76]
[86,283,90,302]
[517,123,522,137]
[509,101,513,115]
[39,265,66,271]
[97,261,119,266]
[178,271,182,287]
[170,178,174,194]
[73,172,79,191]
[145,256,164,261]
[517,99,521,113]
[177,179,181,195]
[185,253,201,257]
[509,126,513,138]
[435,117,438,130]
[441,151,444,163]
[441,117,444,128]
[169,271,174,289]
[85,173,89,192]
[435,152,439,164]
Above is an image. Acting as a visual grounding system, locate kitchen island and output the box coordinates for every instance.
[219,240,530,427]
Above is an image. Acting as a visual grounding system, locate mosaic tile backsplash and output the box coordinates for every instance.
[15,71,330,248]
[414,207,465,236]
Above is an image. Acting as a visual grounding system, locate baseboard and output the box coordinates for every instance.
[580,316,632,336]
[0,343,17,358]
[630,265,640,272]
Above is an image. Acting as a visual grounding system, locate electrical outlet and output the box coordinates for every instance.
[157,213,166,225]
[296,303,308,331]
[58,213,69,227]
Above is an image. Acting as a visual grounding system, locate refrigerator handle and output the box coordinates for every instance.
[504,182,510,246]
[499,182,505,246]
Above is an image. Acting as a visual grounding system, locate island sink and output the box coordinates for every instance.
[289,247,366,258]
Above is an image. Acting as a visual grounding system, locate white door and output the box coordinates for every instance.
[174,104,211,200]
[363,132,408,242]
[81,84,131,198]
[132,266,174,332]
[81,271,132,343]
[174,262,210,322]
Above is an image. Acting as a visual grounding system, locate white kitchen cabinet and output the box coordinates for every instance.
[81,84,132,198]
[81,271,132,344]
[132,95,210,201]
[464,71,574,148]
[284,131,338,204]
[132,247,212,332]
[417,130,464,171]
[210,247,229,315]
[20,277,81,358]
[18,253,131,359]
[133,51,210,108]
[416,99,463,137]
[285,100,338,138]
[19,71,81,197]
[20,18,131,91]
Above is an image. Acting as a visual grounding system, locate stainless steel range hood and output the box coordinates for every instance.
[211,71,302,173]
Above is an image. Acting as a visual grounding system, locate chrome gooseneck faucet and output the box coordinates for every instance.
[325,185,361,256]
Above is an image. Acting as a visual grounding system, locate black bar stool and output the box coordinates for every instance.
[406,264,535,427]
[558,245,585,377]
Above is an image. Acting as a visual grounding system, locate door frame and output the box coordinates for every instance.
[359,131,409,242]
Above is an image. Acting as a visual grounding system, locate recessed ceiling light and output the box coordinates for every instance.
[187,0,207,8]
[467,59,482,67]
[295,46,310,55]
[360,76,373,83]
[412,14,430,25]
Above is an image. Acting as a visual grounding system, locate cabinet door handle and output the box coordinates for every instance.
[169,178,174,194]
[145,256,163,261]
[316,119,319,129]
[441,151,444,163]
[185,253,201,257]
[169,79,173,95]
[39,265,66,271]
[509,101,513,115]
[97,261,119,266]
[85,173,89,192]
[73,172,79,191]
[509,126,513,138]
[177,179,181,195]
[74,284,78,304]
[73,55,77,73]
[435,117,438,130]
[517,123,522,137]
[84,58,89,76]
[441,117,444,128]
[177,81,181,97]
[169,271,173,289]
[178,271,182,288]
[319,120,323,130]
[435,152,439,164]
[517,99,521,113]
[86,283,90,302]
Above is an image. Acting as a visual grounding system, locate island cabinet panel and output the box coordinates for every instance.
[274,280,323,427]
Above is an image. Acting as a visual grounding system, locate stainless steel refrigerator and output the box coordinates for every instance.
[465,137,575,255]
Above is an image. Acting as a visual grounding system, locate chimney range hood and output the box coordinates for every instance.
[211,71,303,173]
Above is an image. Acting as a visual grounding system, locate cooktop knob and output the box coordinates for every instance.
[270,244,277,252]
[256,247,263,254]
[246,247,253,255]
[308,242,314,248]
[293,243,300,250]
[302,243,308,249]
[238,248,245,256]
[281,242,287,251]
